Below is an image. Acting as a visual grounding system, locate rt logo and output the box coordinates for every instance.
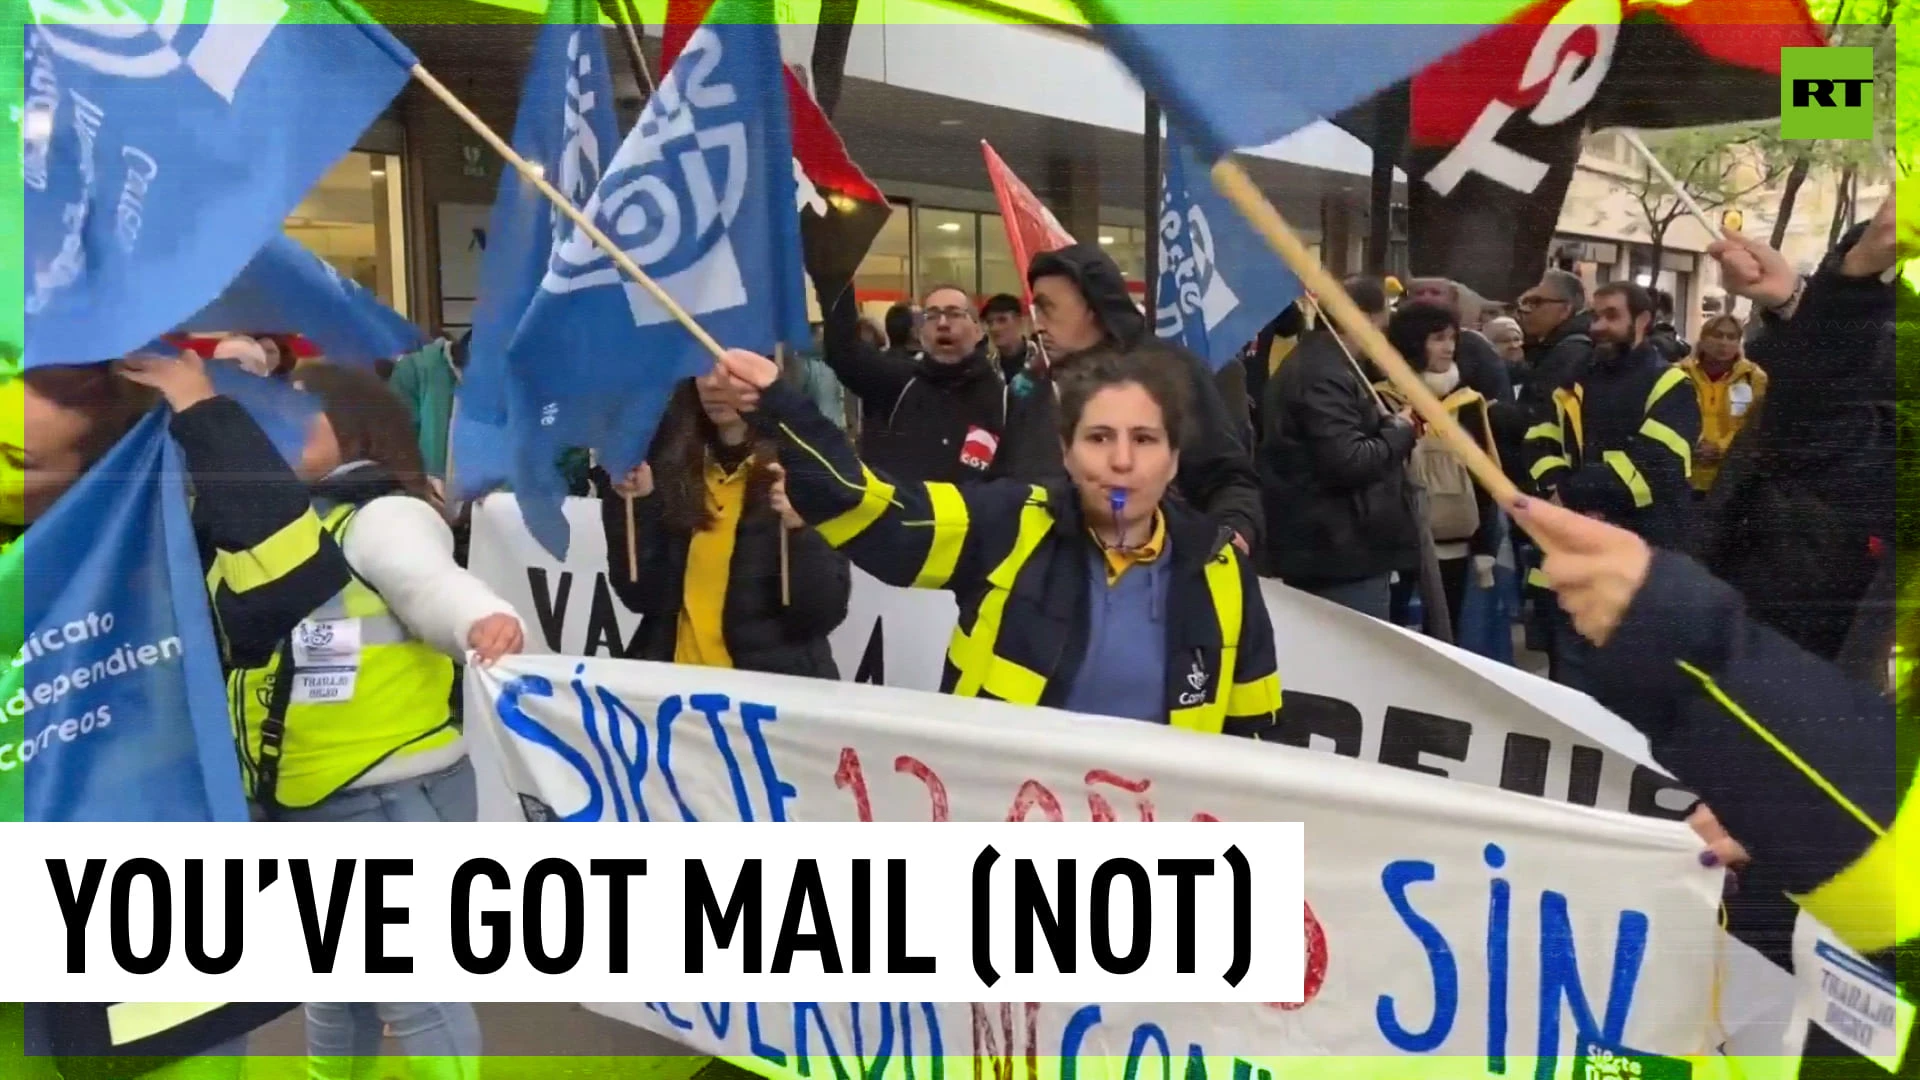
[1781,47,1874,141]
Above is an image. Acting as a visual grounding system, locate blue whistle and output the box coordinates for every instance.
[1108,488,1127,518]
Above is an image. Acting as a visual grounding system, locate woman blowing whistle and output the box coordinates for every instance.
[706,345,1282,737]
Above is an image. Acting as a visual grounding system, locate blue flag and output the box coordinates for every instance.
[1155,130,1302,370]
[7,411,246,821]
[1076,3,1505,158]
[504,1,811,557]
[449,0,620,503]
[22,4,417,369]
[177,234,425,365]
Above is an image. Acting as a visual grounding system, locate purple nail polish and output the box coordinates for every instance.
[1698,850,1720,868]
[1511,496,1530,511]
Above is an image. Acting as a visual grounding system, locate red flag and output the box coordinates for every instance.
[786,66,892,306]
[1371,0,1825,299]
[981,140,1076,305]
[660,0,713,72]
[658,0,892,306]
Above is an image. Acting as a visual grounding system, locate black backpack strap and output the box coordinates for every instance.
[252,635,299,819]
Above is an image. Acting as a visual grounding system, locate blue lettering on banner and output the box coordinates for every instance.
[658,1002,696,1032]
[795,1002,851,1080]
[495,674,603,822]
[1534,893,1647,1080]
[1377,859,1459,1052]
[741,700,798,822]
[596,685,652,821]
[1125,1023,1172,1080]
[693,1001,941,1080]
[1374,853,1646,1073]
[750,1001,790,1066]
[498,680,800,825]
[691,693,756,822]
[575,665,630,822]
[1486,843,1510,1075]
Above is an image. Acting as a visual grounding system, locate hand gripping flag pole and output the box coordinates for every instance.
[1210,159,1524,516]
[407,62,726,573]
[408,65,729,363]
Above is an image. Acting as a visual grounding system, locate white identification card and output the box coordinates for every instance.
[290,618,362,705]
[1792,912,1914,1072]
[1730,382,1755,418]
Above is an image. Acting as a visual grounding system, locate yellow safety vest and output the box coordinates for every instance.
[941,490,1265,735]
[225,501,457,810]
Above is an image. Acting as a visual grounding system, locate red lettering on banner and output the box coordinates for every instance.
[971,1002,1041,1080]
[895,755,952,822]
[834,747,874,823]
[1268,902,1330,1010]
[1006,780,1065,822]
[1085,769,1157,822]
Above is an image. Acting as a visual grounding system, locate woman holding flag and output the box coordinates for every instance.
[706,343,1282,735]
[594,370,851,679]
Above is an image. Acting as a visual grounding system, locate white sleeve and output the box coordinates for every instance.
[338,495,524,660]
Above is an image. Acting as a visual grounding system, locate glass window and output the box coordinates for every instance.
[854,201,913,308]
[980,213,1022,302]
[1097,225,1147,286]
[285,150,409,316]
[916,207,978,299]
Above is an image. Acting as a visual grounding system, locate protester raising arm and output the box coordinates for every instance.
[712,345,1281,738]
[818,284,917,413]
[119,351,349,670]
[1518,496,1912,957]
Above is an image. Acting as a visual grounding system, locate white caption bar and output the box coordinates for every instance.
[0,822,1303,1003]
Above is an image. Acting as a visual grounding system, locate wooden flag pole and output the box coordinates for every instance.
[1619,128,1722,238]
[409,64,726,362]
[774,344,791,607]
[1211,158,1522,512]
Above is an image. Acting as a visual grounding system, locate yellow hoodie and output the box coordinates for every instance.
[1680,355,1766,492]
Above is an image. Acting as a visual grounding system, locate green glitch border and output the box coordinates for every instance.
[5,0,1914,1075]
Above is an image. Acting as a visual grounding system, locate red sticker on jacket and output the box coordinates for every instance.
[961,426,999,471]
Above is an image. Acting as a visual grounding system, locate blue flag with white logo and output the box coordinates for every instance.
[178,234,425,365]
[1155,130,1302,371]
[449,0,619,503]
[504,0,811,557]
[21,2,417,369]
[4,410,246,821]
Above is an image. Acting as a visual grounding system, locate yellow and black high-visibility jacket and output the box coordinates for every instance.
[745,380,1282,737]
[1524,341,1699,551]
[1592,550,1914,1075]
[25,397,348,1072]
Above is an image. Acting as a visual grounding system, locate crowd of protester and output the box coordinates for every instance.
[6,188,1906,1080]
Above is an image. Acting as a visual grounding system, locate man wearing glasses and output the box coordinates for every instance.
[816,283,1008,485]
[1512,269,1595,435]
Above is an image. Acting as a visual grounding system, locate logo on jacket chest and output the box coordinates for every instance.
[1177,653,1211,707]
[959,425,999,471]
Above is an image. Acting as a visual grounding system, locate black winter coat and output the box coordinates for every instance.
[595,466,849,679]
[818,287,1007,485]
[991,243,1265,549]
[1693,220,1896,661]
[1258,329,1419,586]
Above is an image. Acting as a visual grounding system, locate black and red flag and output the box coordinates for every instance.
[1337,0,1826,300]
[662,0,891,307]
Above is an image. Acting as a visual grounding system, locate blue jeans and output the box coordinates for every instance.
[276,760,482,1080]
[1305,574,1392,621]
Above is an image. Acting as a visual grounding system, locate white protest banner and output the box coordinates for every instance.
[468,653,1724,1079]
[467,495,1695,820]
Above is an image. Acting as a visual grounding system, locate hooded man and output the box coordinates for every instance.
[991,242,1263,552]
